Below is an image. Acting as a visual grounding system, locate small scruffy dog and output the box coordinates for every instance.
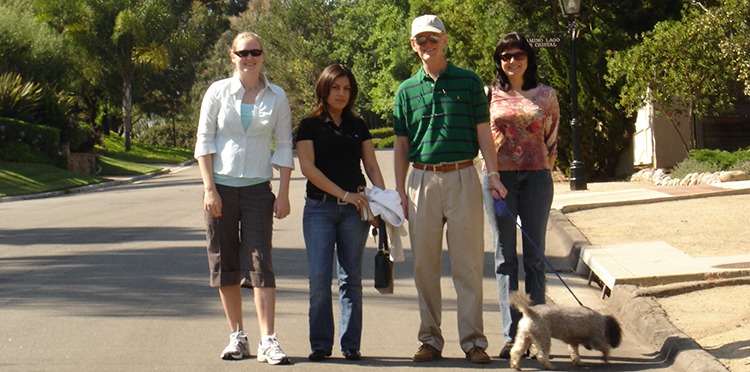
[509,291,622,370]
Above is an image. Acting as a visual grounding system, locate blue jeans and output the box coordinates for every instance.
[303,198,370,353]
[482,170,553,343]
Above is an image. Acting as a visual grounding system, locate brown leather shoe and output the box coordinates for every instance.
[465,345,491,363]
[412,343,441,362]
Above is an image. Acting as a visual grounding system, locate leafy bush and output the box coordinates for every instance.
[375,135,396,149]
[0,71,96,152]
[0,117,62,164]
[369,127,394,139]
[63,119,103,153]
[670,157,722,179]
[688,148,750,170]
[0,72,44,123]
[0,141,52,164]
[671,148,750,179]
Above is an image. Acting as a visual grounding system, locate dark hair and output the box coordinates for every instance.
[306,64,359,121]
[493,32,538,92]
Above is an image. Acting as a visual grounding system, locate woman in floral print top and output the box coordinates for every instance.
[481,32,560,359]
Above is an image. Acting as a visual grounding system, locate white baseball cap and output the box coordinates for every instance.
[411,15,446,38]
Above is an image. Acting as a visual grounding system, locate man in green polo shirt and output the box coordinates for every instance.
[393,14,507,364]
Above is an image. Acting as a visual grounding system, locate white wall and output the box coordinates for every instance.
[632,102,693,169]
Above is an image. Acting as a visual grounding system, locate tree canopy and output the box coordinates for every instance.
[6,0,748,179]
[607,0,750,151]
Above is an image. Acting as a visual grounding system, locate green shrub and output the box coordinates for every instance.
[688,148,750,170]
[672,148,750,179]
[0,117,62,163]
[0,72,44,123]
[376,135,396,149]
[0,141,52,164]
[670,157,722,179]
[370,127,394,139]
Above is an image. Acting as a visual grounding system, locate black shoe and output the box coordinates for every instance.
[343,349,360,360]
[308,350,331,361]
[499,342,513,359]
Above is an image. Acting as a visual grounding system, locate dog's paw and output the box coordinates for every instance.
[540,360,557,370]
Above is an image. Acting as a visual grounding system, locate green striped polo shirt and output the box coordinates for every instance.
[393,62,490,164]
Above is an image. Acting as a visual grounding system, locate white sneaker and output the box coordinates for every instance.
[221,330,250,360]
[257,333,289,365]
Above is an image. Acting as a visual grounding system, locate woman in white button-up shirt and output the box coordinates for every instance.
[195,32,293,364]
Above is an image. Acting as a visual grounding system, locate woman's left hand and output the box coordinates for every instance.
[489,176,508,200]
[274,196,291,219]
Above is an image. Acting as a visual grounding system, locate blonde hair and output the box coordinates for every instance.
[231,32,264,54]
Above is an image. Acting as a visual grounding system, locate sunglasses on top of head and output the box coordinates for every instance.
[499,51,528,62]
[413,34,442,46]
[234,49,263,58]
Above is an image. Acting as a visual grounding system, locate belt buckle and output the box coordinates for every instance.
[337,197,347,205]
[432,164,443,173]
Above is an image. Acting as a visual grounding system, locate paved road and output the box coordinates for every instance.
[0,150,674,371]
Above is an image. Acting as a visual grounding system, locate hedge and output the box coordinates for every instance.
[0,117,62,164]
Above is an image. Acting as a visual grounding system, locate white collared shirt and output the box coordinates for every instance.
[194,73,295,178]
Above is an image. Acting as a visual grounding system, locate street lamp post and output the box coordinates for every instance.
[559,0,587,190]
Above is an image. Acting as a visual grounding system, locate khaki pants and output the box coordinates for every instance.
[407,165,487,353]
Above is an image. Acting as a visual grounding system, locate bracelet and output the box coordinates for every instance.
[342,191,349,201]
[488,171,500,179]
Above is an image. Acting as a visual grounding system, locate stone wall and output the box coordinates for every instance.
[68,153,96,176]
[631,168,750,186]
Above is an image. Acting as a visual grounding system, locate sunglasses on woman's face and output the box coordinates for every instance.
[413,34,442,46]
[234,49,263,58]
[500,51,528,62]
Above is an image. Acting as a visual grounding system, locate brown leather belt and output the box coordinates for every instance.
[412,160,474,173]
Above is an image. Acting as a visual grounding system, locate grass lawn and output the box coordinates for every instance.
[96,134,193,164]
[0,162,107,197]
[97,155,162,176]
[1,134,193,198]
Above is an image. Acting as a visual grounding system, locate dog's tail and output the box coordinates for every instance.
[605,316,622,348]
[509,291,534,315]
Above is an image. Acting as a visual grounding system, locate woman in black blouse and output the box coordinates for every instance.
[296,64,385,361]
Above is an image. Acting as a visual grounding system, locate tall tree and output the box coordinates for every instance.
[474,0,686,179]
[607,0,749,152]
[332,0,412,124]
[33,0,222,151]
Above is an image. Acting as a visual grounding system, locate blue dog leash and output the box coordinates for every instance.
[494,198,584,307]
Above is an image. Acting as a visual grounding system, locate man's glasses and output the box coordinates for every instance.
[234,49,263,58]
[499,51,528,62]
[413,34,442,46]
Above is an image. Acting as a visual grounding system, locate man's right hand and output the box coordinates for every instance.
[398,189,409,220]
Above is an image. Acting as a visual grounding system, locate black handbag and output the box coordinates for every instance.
[374,217,394,294]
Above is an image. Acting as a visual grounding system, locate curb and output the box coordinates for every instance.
[0,159,195,203]
[548,208,730,372]
[609,285,730,372]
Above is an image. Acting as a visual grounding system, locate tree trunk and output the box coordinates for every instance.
[123,74,133,152]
